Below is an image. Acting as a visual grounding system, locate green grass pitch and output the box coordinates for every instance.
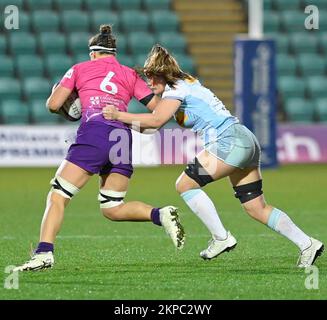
[0,164,326,300]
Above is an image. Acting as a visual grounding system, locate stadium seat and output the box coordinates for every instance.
[50,76,62,86]
[85,0,113,11]
[275,35,289,54]
[67,32,91,55]
[74,53,89,63]
[158,33,187,54]
[1,100,30,124]
[114,0,141,10]
[278,76,306,99]
[90,11,120,34]
[45,54,74,79]
[9,32,37,55]
[267,33,289,54]
[289,33,318,54]
[318,11,327,31]
[319,33,327,54]
[32,11,60,33]
[0,0,23,10]
[23,78,51,101]
[280,11,305,32]
[128,98,149,114]
[303,0,327,10]
[273,0,300,10]
[134,54,147,67]
[264,12,280,33]
[144,0,171,10]
[30,99,59,124]
[263,0,272,10]
[151,11,179,33]
[297,54,325,76]
[39,32,67,55]
[315,98,327,122]
[307,76,327,99]
[61,11,90,33]
[55,0,83,10]
[16,55,44,79]
[128,32,155,55]
[175,54,196,74]
[26,0,52,10]
[284,98,314,122]
[0,78,21,101]
[120,11,149,32]
[117,54,134,67]
[276,54,297,77]
[0,35,6,54]
[15,11,31,32]
[116,34,127,55]
[0,55,14,77]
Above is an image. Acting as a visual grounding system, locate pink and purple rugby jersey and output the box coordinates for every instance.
[59,56,153,177]
[60,55,153,128]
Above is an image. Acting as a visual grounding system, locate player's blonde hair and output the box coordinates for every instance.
[143,45,195,86]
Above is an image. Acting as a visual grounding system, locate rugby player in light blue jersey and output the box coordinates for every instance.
[103,45,324,267]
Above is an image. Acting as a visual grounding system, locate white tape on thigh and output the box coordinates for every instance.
[50,176,80,199]
[98,189,126,208]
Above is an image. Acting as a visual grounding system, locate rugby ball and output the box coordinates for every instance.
[58,91,82,122]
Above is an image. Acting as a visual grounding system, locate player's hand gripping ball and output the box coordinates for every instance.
[52,83,82,122]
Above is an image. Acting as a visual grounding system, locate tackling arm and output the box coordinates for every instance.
[145,94,161,112]
[131,94,162,133]
[113,98,181,129]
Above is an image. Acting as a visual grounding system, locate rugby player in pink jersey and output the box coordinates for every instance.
[14,25,185,272]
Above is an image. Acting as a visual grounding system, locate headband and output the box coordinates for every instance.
[89,45,117,53]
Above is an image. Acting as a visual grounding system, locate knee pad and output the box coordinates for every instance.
[184,157,214,187]
[98,189,126,209]
[233,179,263,204]
[50,176,80,199]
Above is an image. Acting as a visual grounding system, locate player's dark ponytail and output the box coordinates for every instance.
[89,24,117,55]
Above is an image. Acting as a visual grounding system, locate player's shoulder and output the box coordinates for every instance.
[63,61,90,77]
[175,79,189,88]
[164,79,189,94]
[118,63,138,77]
[72,60,94,70]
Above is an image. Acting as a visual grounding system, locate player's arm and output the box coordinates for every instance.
[103,98,181,129]
[128,78,162,131]
[46,84,73,113]
[132,94,161,133]
[144,94,161,112]
[48,66,77,113]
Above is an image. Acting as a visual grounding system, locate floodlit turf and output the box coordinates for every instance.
[0,164,326,300]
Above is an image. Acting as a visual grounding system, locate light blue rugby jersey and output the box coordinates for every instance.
[162,79,239,145]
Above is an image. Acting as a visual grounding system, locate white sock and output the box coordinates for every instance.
[181,189,228,240]
[267,208,311,251]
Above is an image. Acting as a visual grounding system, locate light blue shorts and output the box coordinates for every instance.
[205,123,261,169]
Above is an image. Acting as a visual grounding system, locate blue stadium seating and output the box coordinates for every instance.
[0,0,196,124]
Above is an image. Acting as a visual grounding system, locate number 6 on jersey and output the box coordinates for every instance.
[100,71,118,94]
